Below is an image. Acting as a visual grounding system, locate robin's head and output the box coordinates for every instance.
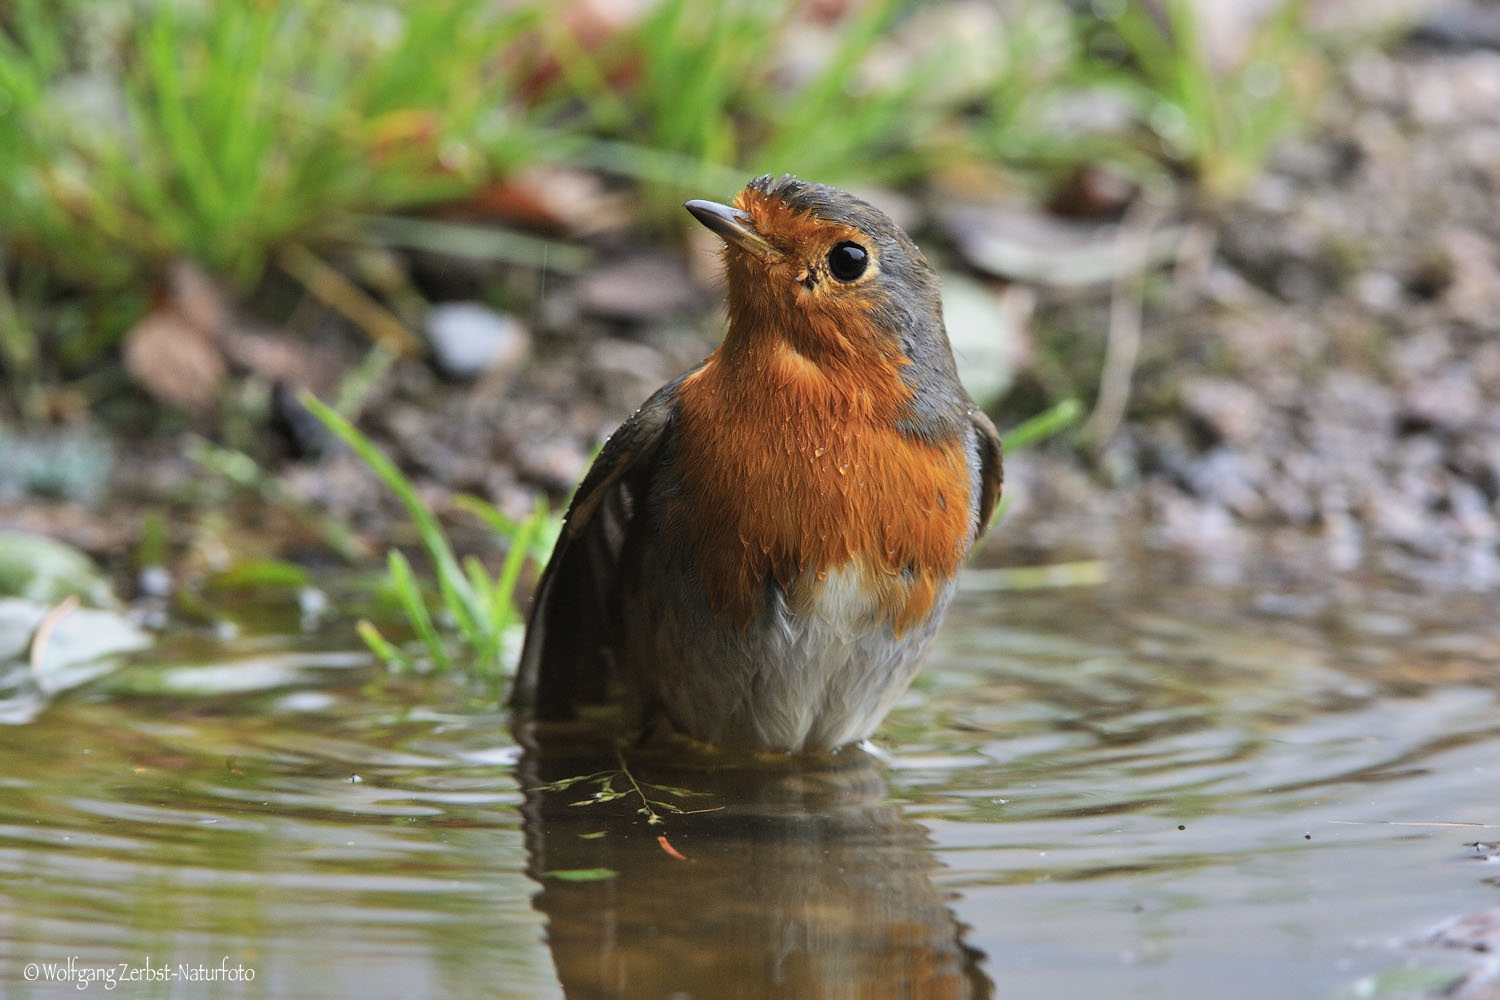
[686,175,966,435]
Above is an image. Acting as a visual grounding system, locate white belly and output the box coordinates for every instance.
[622,562,955,752]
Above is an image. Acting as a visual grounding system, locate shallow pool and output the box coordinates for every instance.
[2,568,1497,998]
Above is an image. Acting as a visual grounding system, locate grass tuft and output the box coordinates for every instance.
[0,0,1330,388]
[299,390,556,683]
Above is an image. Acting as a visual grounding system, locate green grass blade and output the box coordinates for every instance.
[433,549,483,650]
[462,555,495,614]
[299,391,482,625]
[454,493,559,563]
[462,555,501,666]
[388,549,451,673]
[357,619,415,673]
[1001,398,1083,452]
[493,507,546,635]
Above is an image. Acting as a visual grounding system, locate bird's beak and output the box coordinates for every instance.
[684,199,780,263]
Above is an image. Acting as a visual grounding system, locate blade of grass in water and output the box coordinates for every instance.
[357,620,416,673]
[300,391,556,681]
[299,391,480,627]
[462,555,501,667]
[494,507,546,634]
[453,494,557,564]
[387,549,452,672]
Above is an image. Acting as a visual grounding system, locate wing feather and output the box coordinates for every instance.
[510,375,686,716]
[968,407,1004,536]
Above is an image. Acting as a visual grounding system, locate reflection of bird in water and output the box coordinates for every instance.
[514,723,993,999]
[513,175,1002,754]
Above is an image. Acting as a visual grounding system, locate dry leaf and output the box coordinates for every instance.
[467,166,633,236]
[221,326,338,390]
[166,258,230,336]
[121,307,226,414]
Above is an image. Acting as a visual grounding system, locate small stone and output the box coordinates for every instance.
[1412,0,1500,50]
[1400,368,1483,431]
[1179,377,1266,447]
[122,306,227,414]
[515,439,590,492]
[1438,227,1500,325]
[1429,906,1500,953]
[1243,174,1297,215]
[585,337,674,409]
[940,201,1186,288]
[1448,480,1497,541]
[1183,447,1268,519]
[137,565,173,599]
[574,255,699,321]
[1451,437,1500,501]
[1263,474,1317,525]
[0,430,114,507]
[585,337,671,385]
[1273,261,1328,304]
[222,326,331,385]
[1351,271,1404,313]
[423,302,530,381]
[1366,489,1443,555]
[1347,50,1400,106]
[298,586,329,623]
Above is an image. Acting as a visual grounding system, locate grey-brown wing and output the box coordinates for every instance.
[510,374,686,718]
[969,407,1004,535]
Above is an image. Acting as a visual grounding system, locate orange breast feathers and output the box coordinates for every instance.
[673,334,973,634]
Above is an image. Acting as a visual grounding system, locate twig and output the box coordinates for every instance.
[276,244,423,357]
[29,594,80,684]
[1080,196,1170,450]
[534,752,723,829]
[616,744,667,826]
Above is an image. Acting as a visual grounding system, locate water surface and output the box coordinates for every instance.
[2,570,1497,998]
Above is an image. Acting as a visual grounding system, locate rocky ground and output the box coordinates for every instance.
[1030,37,1500,590]
[4,32,1499,597]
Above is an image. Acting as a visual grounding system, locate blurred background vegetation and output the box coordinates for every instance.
[15,0,1486,665]
[0,0,1332,420]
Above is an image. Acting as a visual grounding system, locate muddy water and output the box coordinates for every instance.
[2,572,1498,999]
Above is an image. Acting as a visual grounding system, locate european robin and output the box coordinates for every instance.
[512,175,1002,753]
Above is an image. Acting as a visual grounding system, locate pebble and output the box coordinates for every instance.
[514,439,590,492]
[1179,377,1265,447]
[1399,369,1483,431]
[1351,271,1403,313]
[137,565,173,599]
[423,302,530,381]
[573,255,699,321]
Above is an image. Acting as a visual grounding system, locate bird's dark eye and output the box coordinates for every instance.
[826,241,868,282]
